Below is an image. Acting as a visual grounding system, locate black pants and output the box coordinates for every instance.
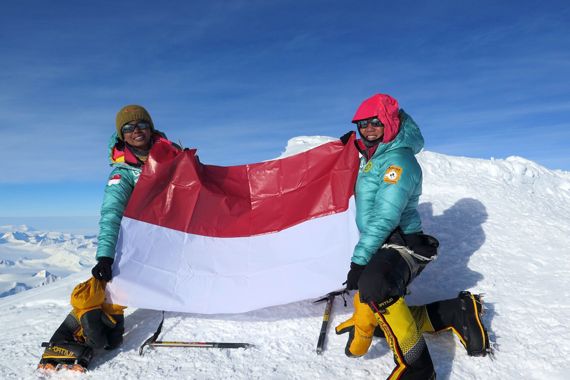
[358,231,438,305]
[358,246,410,305]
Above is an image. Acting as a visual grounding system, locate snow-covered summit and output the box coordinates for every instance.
[279,135,338,158]
[420,150,570,199]
[1,139,569,379]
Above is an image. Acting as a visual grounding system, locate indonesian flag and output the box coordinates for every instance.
[106,136,359,314]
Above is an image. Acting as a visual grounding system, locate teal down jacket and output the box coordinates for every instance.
[351,110,424,265]
[95,133,144,261]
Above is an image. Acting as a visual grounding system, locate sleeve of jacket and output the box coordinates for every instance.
[95,168,135,260]
[351,158,420,265]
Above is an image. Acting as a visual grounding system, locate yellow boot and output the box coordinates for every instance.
[371,297,435,380]
[335,292,378,357]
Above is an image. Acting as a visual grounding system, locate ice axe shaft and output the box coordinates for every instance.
[314,289,347,355]
[147,341,253,349]
[139,311,254,355]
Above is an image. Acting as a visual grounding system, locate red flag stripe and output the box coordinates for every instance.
[124,138,359,238]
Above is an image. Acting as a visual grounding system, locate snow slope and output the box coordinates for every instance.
[1,137,570,379]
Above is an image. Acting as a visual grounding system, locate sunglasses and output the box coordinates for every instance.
[355,118,384,129]
[122,122,151,134]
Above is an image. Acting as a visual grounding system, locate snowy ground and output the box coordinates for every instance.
[1,137,570,379]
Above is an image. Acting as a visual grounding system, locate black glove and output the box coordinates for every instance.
[339,131,355,145]
[91,257,114,281]
[344,262,366,290]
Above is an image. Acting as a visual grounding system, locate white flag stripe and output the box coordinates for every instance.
[106,197,358,314]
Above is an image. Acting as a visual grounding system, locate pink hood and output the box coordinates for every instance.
[352,94,400,143]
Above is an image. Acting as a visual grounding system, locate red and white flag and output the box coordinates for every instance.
[106,137,359,313]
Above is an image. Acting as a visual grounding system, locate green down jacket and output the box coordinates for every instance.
[95,131,173,260]
[351,111,425,266]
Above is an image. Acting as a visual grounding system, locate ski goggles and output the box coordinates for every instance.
[121,121,151,134]
[355,118,384,129]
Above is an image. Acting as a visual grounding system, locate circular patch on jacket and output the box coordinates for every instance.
[383,165,403,184]
[363,161,373,173]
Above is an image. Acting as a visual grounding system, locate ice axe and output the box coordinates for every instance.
[139,311,254,355]
[313,289,348,354]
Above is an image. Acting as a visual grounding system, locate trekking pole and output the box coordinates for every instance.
[313,289,348,355]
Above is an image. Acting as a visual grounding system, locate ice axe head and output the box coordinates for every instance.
[313,289,348,305]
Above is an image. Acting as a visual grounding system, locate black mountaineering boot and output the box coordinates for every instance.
[426,291,489,356]
[38,341,93,372]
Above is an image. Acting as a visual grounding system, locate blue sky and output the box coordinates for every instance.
[1,0,569,226]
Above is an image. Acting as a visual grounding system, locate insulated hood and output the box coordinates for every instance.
[352,94,400,143]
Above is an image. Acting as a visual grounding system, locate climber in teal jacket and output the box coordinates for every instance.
[339,93,426,286]
[91,105,179,281]
[351,105,424,266]
[337,94,489,380]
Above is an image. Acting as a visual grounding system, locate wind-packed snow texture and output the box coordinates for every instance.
[1,137,569,379]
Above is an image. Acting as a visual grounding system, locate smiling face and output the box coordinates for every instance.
[357,118,385,143]
[122,120,152,150]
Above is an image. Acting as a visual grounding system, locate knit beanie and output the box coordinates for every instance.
[115,105,154,140]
